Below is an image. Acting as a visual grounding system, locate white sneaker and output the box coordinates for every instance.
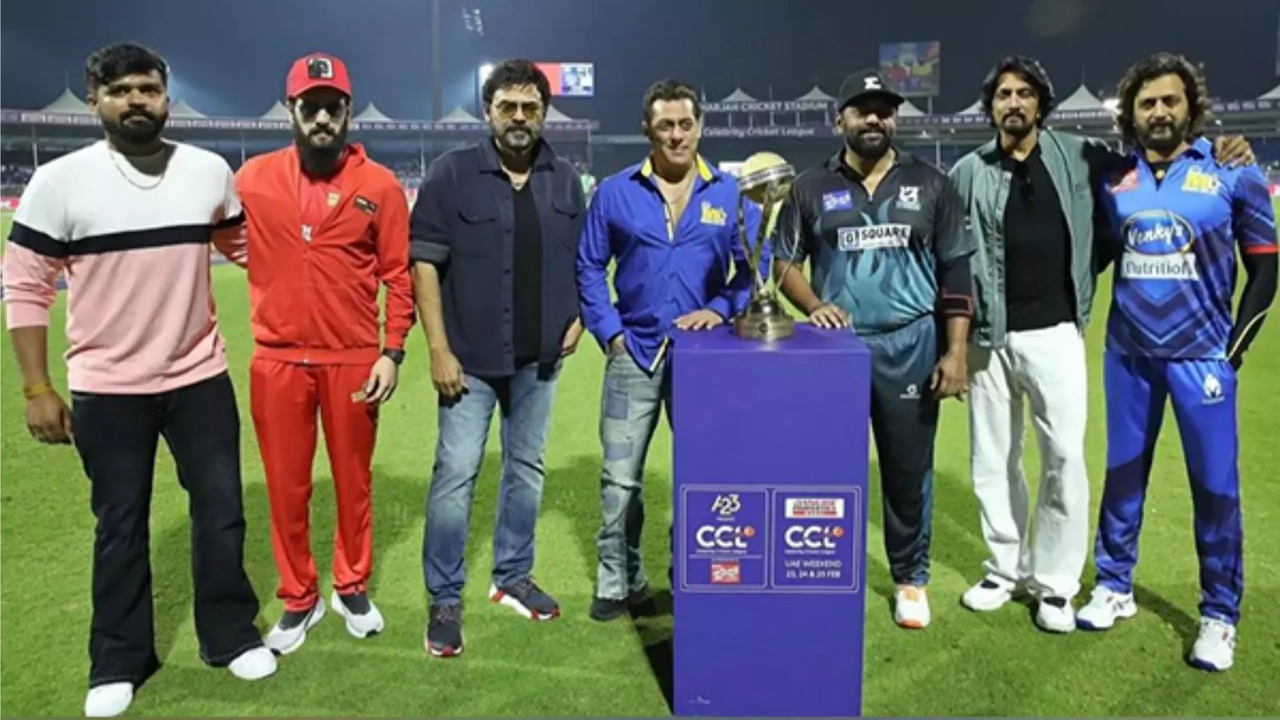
[894,586,930,629]
[1188,617,1235,671]
[962,578,1013,612]
[1035,597,1076,633]
[265,596,326,655]
[330,590,385,638]
[84,683,133,717]
[1076,585,1137,630]
[228,646,277,681]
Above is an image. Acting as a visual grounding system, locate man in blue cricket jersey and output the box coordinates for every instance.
[1081,53,1277,673]
[577,78,761,622]
[773,69,975,629]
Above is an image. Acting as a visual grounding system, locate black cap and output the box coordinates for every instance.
[837,68,905,110]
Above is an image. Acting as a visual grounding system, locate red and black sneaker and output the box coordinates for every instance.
[425,604,464,658]
[489,578,560,621]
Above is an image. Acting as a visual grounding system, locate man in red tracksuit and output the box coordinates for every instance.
[233,53,415,655]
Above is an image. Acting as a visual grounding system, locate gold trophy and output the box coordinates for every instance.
[731,151,798,341]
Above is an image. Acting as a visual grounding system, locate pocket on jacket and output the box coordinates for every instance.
[253,285,302,345]
[551,196,581,250]
[452,199,500,257]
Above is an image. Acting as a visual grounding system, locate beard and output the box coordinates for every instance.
[293,120,348,177]
[103,108,167,148]
[998,110,1034,139]
[493,122,540,154]
[844,126,893,160]
[1139,115,1190,155]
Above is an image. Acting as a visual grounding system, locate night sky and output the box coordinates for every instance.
[3,0,1278,131]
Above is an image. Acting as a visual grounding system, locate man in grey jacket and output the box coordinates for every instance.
[947,55,1252,634]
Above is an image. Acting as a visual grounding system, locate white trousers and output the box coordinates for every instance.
[967,321,1090,600]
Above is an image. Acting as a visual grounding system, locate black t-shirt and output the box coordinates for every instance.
[1001,145,1076,332]
[512,182,542,365]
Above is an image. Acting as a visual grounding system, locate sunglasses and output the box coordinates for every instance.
[492,100,543,119]
[297,98,348,120]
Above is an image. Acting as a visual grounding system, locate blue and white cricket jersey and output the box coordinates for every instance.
[1098,137,1277,360]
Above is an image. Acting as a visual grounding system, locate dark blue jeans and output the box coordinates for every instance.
[423,361,560,605]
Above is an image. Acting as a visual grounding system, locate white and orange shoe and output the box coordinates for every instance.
[894,585,931,629]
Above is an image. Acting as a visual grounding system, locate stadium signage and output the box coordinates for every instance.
[701,125,823,139]
[703,100,834,113]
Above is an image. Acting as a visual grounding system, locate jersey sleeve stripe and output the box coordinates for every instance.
[1243,245,1279,255]
[9,222,69,259]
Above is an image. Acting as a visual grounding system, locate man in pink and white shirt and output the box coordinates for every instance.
[3,42,274,717]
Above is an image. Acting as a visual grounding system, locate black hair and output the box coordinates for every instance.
[481,59,551,109]
[642,78,702,123]
[1114,52,1213,147]
[85,42,168,94]
[980,55,1055,127]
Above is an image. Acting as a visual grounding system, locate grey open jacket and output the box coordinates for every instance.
[947,129,1115,349]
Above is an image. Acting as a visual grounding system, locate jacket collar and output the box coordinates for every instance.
[979,127,1066,164]
[633,154,717,185]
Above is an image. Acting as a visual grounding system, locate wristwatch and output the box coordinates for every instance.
[382,348,406,365]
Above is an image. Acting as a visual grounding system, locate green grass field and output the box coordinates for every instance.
[2,205,1279,717]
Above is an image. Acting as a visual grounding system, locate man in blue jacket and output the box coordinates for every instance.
[577,78,761,621]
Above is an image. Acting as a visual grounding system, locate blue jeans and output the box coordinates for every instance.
[595,350,671,601]
[423,361,560,605]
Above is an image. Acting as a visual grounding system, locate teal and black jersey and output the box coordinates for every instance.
[774,150,975,335]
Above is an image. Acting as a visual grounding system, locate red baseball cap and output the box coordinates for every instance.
[286,53,352,99]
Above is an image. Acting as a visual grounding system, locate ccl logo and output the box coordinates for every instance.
[695,524,757,549]
[784,525,845,549]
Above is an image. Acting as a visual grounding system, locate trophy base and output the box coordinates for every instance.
[732,296,796,341]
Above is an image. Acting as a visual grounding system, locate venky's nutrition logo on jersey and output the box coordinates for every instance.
[1120,210,1199,281]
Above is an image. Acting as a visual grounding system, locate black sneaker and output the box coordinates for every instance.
[591,584,654,622]
[489,578,560,621]
[590,597,629,622]
[426,604,464,658]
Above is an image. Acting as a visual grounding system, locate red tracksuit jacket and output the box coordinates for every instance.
[235,143,415,364]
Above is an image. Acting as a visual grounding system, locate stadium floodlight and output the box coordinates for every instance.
[479,63,495,83]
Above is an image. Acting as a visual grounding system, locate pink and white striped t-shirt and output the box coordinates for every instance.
[3,140,247,394]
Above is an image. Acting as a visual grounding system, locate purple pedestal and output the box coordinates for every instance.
[671,324,871,717]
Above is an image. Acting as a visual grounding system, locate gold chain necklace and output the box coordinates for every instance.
[106,142,168,190]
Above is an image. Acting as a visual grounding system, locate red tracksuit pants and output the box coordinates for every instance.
[249,358,377,612]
